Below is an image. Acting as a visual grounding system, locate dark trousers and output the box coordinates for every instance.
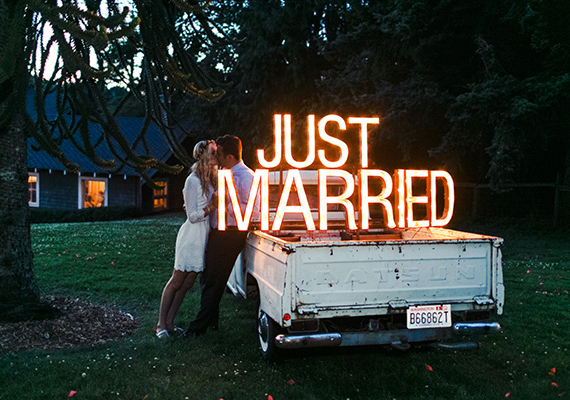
[187,228,248,334]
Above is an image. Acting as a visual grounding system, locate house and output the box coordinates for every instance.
[26,89,192,214]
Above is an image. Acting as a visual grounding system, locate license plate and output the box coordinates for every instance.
[406,304,451,329]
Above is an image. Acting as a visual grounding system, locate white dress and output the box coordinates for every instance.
[173,173,213,272]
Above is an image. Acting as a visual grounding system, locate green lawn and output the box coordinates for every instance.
[0,214,568,400]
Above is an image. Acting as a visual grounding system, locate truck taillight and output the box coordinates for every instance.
[283,314,291,321]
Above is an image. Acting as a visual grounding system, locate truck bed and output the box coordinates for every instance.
[239,227,504,322]
[228,226,504,358]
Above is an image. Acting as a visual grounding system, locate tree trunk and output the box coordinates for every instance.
[0,113,56,321]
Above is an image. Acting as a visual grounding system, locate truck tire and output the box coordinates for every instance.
[257,305,281,361]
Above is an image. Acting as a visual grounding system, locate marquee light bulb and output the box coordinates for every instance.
[284,114,316,168]
[348,117,380,168]
[218,169,265,231]
[360,169,396,229]
[430,170,455,226]
[317,115,349,169]
[319,169,356,230]
[272,169,315,231]
[257,114,283,168]
[405,170,430,228]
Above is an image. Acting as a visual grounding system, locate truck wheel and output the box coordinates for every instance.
[257,306,281,361]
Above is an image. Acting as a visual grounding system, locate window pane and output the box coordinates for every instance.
[28,175,38,205]
[153,180,168,210]
[83,180,106,208]
[153,181,167,196]
[154,198,166,209]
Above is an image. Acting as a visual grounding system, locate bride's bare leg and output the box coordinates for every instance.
[157,270,188,332]
[165,271,198,331]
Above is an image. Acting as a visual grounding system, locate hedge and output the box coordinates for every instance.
[30,206,144,224]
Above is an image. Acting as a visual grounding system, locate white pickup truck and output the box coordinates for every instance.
[226,172,504,360]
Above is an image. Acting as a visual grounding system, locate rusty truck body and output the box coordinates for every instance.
[226,171,504,360]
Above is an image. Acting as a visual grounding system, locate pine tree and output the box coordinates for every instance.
[0,0,231,321]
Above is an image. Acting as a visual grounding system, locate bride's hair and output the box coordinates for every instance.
[191,140,217,195]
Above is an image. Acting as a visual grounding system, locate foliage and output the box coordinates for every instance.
[0,0,234,179]
[0,215,568,399]
[178,0,339,166]
[183,0,570,187]
[29,205,143,224]
[0,0,235,318]
[318,0,569,186]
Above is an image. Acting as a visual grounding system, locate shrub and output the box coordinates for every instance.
[30,206,144,224]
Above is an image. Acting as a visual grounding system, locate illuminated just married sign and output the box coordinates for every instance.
[218,114,454,231]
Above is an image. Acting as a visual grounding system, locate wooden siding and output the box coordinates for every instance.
[108,175,140,208]
[35,171,77,209]
[31,169,140,209]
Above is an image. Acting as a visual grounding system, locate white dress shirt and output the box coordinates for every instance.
[211,161,259,229]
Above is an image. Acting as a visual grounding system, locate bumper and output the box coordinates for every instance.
[275,322,501,350]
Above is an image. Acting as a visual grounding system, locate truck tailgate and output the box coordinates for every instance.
[292,238,500,313]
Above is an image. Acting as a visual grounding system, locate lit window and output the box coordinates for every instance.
[153,180,168,210]
[28,173,39,207]
[79,178,107,208]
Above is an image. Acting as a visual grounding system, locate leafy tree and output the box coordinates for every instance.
[180,0,349,167]
[0,0,231,321]
[316,0,570,186]
[188,0,569,187]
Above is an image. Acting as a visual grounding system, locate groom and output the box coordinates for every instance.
[186,134,258,335]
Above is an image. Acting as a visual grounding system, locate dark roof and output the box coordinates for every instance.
[26,87,59,118]
[28,117,188,176]
[27,90,189,176]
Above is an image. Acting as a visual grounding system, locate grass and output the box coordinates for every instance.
[0,214,568,400]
